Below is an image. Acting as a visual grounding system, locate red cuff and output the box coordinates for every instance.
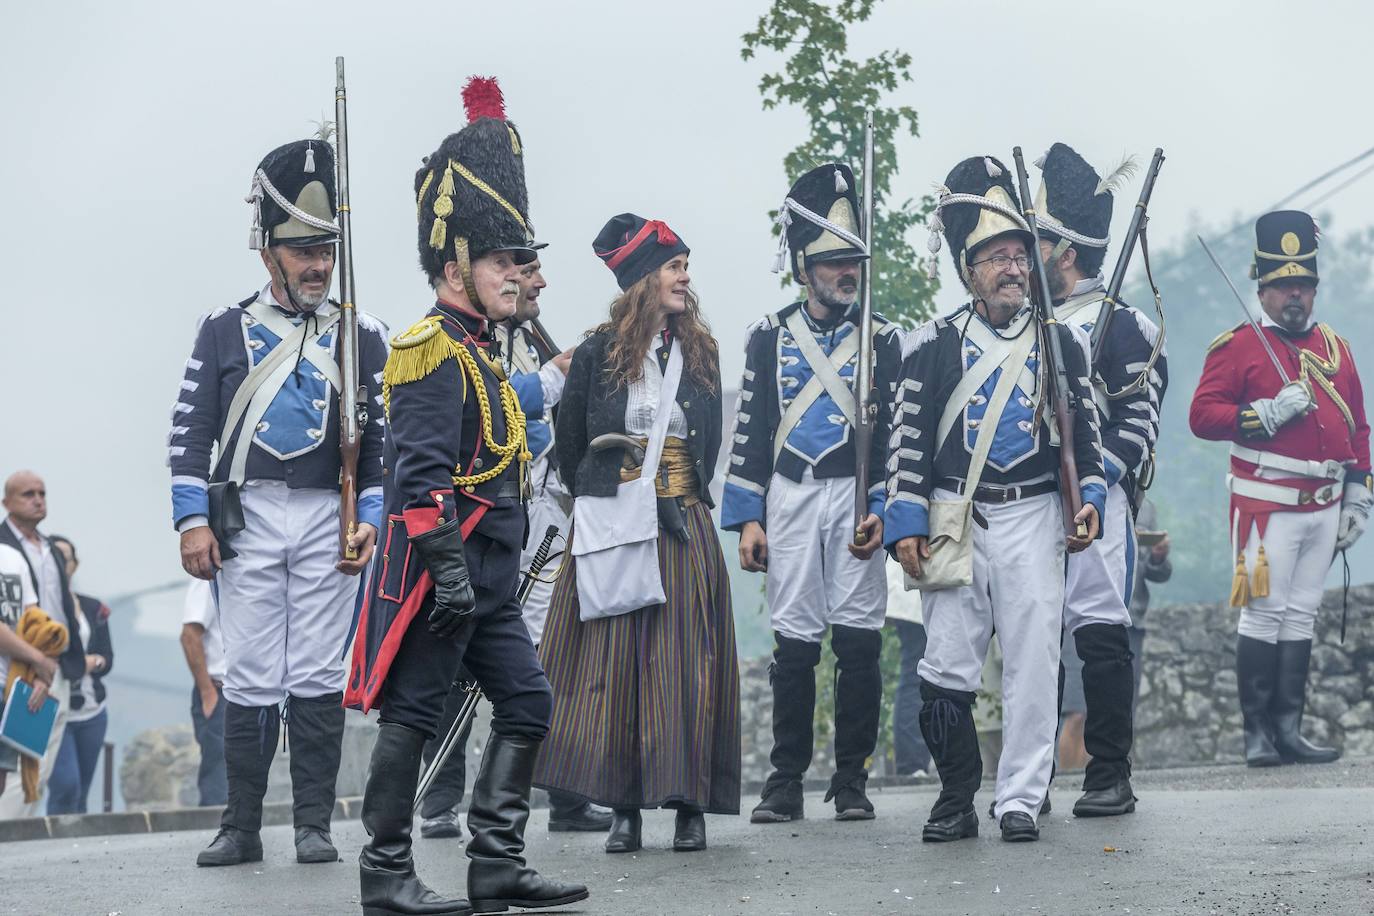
[403,490,454,536]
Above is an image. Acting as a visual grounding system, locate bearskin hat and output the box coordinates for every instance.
[1034,143,1137,276]
[415,77,535,285]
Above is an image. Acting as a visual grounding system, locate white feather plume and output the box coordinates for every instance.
[1094,154,1140,196]
[984,157,1002,178]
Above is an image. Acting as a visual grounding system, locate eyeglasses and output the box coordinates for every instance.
[969,254,1032,272]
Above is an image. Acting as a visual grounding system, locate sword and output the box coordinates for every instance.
[1196,235,1292,385]
[412,524,561,815]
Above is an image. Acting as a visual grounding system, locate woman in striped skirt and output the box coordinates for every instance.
[534,213,740,853]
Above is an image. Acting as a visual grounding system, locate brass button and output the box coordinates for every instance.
[435,493,444,503]
[474,457,484,469]
[689,429,697,437]
[682,400,691,409]
[463,485,475,494]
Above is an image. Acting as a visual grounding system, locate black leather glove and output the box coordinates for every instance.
[410,518,476,639]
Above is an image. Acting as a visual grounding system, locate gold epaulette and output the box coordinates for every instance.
[382,317,466,417]
[1207,324,1244,353]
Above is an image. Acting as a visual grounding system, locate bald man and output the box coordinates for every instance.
[0,471,85,817]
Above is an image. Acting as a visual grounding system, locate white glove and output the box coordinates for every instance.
[1334,483,1373,552]
[1250,381,1315,436]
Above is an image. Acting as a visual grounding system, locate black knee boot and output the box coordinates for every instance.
[197,701,276,866]
[827,625,881,820]
[465,733,590,913]
[1272,640,1340,764]
[1073,624,1137,817]
[359,723,472,916]
[918,680,981,842]
[1236,636,1281,767]
[287,692,345,862]
[751,633,820,823]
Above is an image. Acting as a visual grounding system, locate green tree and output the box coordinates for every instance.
[741,0,938,328]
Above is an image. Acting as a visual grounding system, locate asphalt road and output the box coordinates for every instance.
[5,760,1374,916]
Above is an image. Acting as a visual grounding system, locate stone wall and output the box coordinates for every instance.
[1134,582,1374,766]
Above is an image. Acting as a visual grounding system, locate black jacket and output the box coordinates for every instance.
[0,523,86,686]
[74,593,114,709]
[557,329,723,505]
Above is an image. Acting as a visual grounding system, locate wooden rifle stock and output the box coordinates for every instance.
[1012,147,1086,539]
[335,57,365,560]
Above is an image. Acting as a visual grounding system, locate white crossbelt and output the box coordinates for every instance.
[937,314,1040,455]
[1230,444,1348,482]
[774,310,860,465]
[215,301,342,485]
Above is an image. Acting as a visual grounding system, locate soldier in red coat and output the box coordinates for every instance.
[1189,210,1371,768]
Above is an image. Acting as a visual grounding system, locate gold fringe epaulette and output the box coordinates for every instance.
[1207,324,1243,353]
[382,317,465,417]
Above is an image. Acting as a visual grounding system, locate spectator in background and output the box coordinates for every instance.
[46,536,113,815]
[884,560,931,778]
[0,541,59,805]
[180,578,227,807]
[0,470,86,817]
[1128,497,1172,707]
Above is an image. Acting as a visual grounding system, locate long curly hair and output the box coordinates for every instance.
[594,270,719,394]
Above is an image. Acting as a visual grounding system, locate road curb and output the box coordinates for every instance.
[0,774,949,844]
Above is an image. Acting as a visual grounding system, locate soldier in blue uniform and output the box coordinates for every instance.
[1032,143,1168,817]
[345,77,588,916]
[170,137,388,867]
[886,155,1106,844]
[722,163,903,824]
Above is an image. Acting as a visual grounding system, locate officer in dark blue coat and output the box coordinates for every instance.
[345,77,588,916]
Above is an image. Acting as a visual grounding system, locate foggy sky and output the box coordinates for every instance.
[3,0,1372,599]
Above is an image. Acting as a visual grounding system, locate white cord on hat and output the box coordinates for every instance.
[770,195,868,273]
[246,168,341,250]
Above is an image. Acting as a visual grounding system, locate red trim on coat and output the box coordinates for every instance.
[344,569,435,714]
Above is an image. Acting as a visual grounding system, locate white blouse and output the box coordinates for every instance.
[624,337,688,439]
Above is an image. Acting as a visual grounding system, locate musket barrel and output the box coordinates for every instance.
[1092,147,1166,362]
[335,56,363,559]
[1012,146,1085,538]
[852,111,877,544]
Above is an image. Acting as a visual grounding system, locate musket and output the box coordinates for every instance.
[414,524,561,814]
[1092,148,1167,392]
[334,56,367,561]
[526,316,560,363]
[1012,147,1088,539]
[1196,234,1292,385]
[851,111,877,547]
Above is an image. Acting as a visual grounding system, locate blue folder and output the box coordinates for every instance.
[0,680,58,760]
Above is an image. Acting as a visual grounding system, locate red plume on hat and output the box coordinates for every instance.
[462,76,506,123]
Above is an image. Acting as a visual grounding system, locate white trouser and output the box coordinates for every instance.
[520,456,571,644]
[0,672,68,818]
[1063,484,1135,632]
[917,489,1065,819]
[765,469,887,644]
[216,482,357,707]
[1236,504,1341,643]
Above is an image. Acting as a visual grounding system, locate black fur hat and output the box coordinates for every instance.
[248,139,339,249]
[1034,143,1137,276]
[779,163,867,283]
[931,155,1031,290]
[415,77,535,286]
[1253,210,1319,286]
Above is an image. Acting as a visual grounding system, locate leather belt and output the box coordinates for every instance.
[495,481,522,501]
[937,478,1057,504]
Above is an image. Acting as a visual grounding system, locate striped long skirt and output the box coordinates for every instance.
[533,501,741,814]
